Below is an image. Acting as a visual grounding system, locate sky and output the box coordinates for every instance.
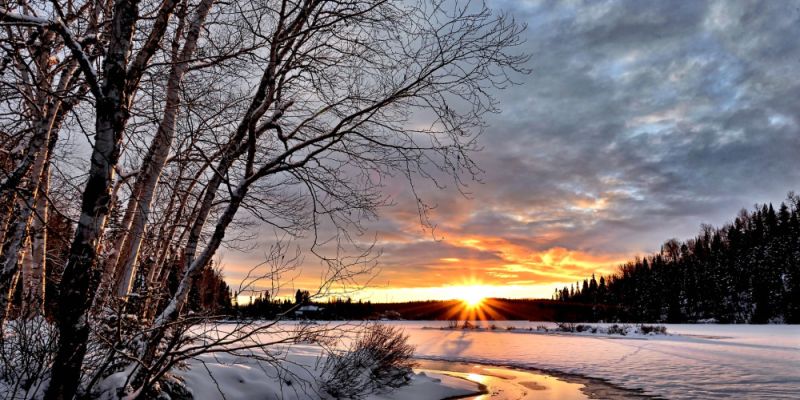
[224,0,800,303]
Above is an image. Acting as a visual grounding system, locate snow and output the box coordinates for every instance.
[362,373,477,400]
[424,322,669,337]
[33,321,791,399]
[0,8,51,25]
[176,342,479,400]
[387,321,800,400]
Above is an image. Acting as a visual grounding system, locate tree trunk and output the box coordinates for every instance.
[22,164,48,317]
[45,1,141,397]
[0,112,58,323]
[132,182,247,389]
[0,193,16,258]
[114,0,216,297]
[96,175,141,303]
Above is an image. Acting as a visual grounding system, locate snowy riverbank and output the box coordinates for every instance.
[175,343,481,400]
[175,344,646,400]
[172,321,799,399]
[423,321,670,338]
[402,321,800,399]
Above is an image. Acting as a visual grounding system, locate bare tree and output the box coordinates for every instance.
[2,0,185,396]
[0,0,527,398]
[105,0,216,299]
[0,14,85,322]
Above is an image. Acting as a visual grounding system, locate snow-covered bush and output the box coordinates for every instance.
[0,317,57,398]
[607,324,629,335]
[639,325,667,335]
[320,324,415,399]
[556,322,576,332]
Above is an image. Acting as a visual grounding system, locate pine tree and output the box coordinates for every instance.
[556,194,799,323]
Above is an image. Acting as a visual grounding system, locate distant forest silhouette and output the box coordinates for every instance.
[234,296,609,322]
[557,193,800,324]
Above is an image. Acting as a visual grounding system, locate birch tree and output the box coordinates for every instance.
[0,0,527,398]
[125,0,526,393]
[2,0,185,396]
[0,1,87,323]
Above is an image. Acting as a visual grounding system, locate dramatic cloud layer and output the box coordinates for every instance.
[225,0,800,301]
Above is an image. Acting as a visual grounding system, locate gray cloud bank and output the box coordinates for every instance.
[464,0,800,252]
[226,1,800,294]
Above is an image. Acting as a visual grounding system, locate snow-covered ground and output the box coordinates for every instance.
[174,321,798,399]
[391,321,800,399]
[176,337,479,400]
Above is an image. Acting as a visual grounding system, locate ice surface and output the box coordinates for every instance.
[387,321,800,399]
[172,321,798,399]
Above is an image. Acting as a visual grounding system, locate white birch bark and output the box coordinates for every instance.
[46,0,182,396]
[0,110,58,322]
[114,0,216,297]
[22,164,48,317]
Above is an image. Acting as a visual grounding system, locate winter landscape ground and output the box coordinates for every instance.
[177,321,800,400]
[3,0,800,398]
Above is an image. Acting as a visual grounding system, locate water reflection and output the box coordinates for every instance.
[416,360,589,400]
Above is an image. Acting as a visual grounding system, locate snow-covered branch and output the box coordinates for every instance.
[0,8,50,25]
[0,8,103,100]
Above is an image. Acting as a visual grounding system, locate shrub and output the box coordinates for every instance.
[0,316,58,397]
[462,321,475,330]
[607,324,629,336]
[320,324,416,399]
[556,322,576,332]
[639,324,667,335]
[575,324,590,332]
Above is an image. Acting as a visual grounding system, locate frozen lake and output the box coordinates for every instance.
[387,321,800,399]
[415,359,651,399]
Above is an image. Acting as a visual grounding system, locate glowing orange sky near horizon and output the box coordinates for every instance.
[220,171,680,305]
[225,226,631,304]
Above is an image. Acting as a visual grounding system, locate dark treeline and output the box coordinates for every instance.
[234,291,378,320]
[234,296,603,321]
[185,265,234,314]
[556,194,800,323]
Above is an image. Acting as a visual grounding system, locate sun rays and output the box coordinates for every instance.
[462,292,485,308]
[438,285,503,321]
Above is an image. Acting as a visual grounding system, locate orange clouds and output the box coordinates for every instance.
[216,174,642,302]
[342,229,629,301]
[218,212,632,302]
[443,230,623,278]
[571,196,608,212]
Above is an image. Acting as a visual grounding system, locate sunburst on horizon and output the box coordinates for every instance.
[461,292,485,308]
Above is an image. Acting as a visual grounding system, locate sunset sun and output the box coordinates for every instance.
[0,1,792,399]
[461,293,485,308]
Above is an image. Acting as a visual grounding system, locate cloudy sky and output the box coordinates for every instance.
[225,0,800,301]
